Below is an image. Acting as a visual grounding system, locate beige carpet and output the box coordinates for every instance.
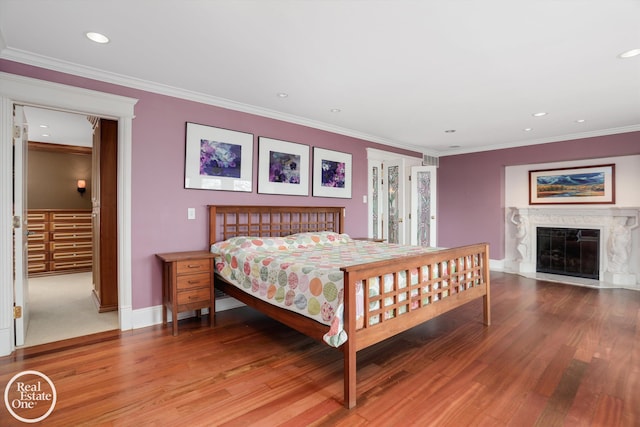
[21,272,118,347]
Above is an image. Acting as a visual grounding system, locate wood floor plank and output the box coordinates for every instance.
[1,272,638,426]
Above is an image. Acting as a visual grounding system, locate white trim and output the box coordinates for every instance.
[366,147,422,162]
[0,96,13,356]
[490,259,505,272]
[440,124,640,156]
[131,298,245,330]
[0,72,137,356]
[2,50,638,157]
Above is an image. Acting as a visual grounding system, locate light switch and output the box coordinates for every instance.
[187,208,196,220]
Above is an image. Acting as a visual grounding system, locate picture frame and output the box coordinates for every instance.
[529,163,615,205]
[257,137,309,196]
[312,147,352,198]
[184,122,253,192]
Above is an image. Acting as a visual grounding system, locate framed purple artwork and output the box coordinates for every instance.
[257,137,309,196]
[184,122,253,192]
[312,147,352,198]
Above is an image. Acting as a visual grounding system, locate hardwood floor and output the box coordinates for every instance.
[1,272,638,426]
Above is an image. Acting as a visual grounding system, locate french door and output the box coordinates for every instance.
[367,151,434,246]
[410,165,437,247]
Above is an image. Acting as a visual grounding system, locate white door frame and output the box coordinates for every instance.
[0,72,137,356]
[13,106,29,346]
[366,148,422,244]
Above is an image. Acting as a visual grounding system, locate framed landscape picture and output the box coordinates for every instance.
[312,147,352,198]
[529,164,615,205]
[184,122,253,192]
[257,137,309,196]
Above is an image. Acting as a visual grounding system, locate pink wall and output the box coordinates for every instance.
[1,60,420,310]
[437,132,640,259]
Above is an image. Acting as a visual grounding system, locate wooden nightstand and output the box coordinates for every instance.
[156,250,217,336]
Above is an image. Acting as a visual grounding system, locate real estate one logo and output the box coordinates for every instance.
[4,370,57,423]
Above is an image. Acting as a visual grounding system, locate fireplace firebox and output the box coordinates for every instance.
[536,227,600,279]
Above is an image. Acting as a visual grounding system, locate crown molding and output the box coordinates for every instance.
[439,125,640,157]
[2,48,637,159]
[1,48,429,154]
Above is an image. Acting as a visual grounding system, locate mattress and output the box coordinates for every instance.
[211,232,442,347]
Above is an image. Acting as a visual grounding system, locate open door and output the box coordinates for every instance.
[13,105,29,346]
[410,165,437,247]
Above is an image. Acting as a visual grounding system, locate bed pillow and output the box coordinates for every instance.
[211,236,297,254]
[286,231,352,246]
[211,232,352,255]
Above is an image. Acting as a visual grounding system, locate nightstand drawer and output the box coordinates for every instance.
[177,272,211,290]
[177,287,210,306]
[177,258,211,274]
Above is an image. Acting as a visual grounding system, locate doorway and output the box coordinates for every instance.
[366,148,435,246]
[19,106,118,347]
[0,72,137,356]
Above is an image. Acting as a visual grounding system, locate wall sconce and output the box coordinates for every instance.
[77,179,87,196]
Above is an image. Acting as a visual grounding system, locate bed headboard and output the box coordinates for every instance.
[209,205,345,245]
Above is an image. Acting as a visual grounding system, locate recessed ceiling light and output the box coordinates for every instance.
[575,119,585,123]
[523,128,533,132]
[86,32,110,44]
[532,112,547,117]
[618,48,640,59]
[39,124,48,128]
[42,134,50,137]
[444,129,456,133]
[330,108,341,113]
[277,92,288,98]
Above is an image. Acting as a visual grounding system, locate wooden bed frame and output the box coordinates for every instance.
[208,205,490,408]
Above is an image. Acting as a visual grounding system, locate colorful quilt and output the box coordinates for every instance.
[211,232,439,347]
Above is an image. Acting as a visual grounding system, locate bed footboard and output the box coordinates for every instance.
[340,242,490,408]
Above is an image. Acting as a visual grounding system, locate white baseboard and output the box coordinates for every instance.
[0,328,11,357]
[490,258,505,271]
[130,297,245,331]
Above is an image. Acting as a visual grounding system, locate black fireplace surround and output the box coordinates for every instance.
[536,227,600,279]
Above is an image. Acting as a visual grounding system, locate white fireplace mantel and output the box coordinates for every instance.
[506,206,639,288]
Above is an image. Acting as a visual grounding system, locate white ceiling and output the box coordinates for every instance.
[1,0,639,155]
[22,107,94,147]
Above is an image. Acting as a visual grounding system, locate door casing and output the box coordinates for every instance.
[0,72,137,356]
